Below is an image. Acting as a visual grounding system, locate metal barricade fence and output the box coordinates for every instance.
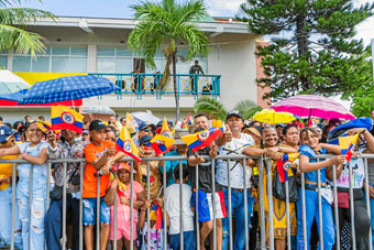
[1,154,374,250]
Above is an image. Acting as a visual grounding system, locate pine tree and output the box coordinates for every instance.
[240,0,374,116]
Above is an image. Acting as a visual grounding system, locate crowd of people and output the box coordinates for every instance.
[0,110,374,250]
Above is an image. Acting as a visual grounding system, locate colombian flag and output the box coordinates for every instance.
[35,120,52,132]
[339,133,359,162]
[126,113,138,134]
[149,134,175,156]
[150,201,163,229]
[212,120,225,133]
[116,127,142,162]
[117,181,128,196]
[51,106,83,134]
[160,117,172,137]
[181,113,192,129]
[276,153,299,182]
[181,127,222,153]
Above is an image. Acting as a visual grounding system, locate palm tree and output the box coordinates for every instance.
[193,97,263,120]
[0,0,54,56]
[127,0,209,121]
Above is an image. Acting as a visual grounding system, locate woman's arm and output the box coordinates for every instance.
[299,154,345,173]
[23,148,48,165]
[363,130,374,153]
[319,143,341,155]
[138,199,152,229]
[325,163,344,181]
[0,145,20,156]
[104,178,118,206]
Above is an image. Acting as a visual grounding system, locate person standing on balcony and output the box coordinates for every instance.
[189,60,205,95]
[44,129,85,250]
[216,110,255,250]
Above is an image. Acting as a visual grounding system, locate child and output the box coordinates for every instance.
[164,164,195,250]
[82,120,125,250]
[297,127,345,250]
[104,162,144,250]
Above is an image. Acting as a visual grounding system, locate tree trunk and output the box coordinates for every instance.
[296,13,311,90]
[172,50,179,121]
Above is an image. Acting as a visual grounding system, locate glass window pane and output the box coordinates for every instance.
[12,56,31,71]
[97,57,115,73]
[32,57,49,72]
[52,47,69,55]
[116,48,132,56]
[0,55,7,69]
[69,57,87,72]
[98,48,115,56]
[35,46,50,56]
[52,56,69,72]
[116,58,132,73]
[71,47,88,56]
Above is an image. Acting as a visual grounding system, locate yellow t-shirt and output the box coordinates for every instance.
[0,155,18,177]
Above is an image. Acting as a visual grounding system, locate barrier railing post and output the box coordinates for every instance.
[46,163,51,210]
[163,161,167,250]
[364,158,373,250]
[285,171,291,250]
[348,161,357,249]
[226,161,233,250]
[130,161,134,250]
[301,173,307,250]
[211,160,217,250]
[332,164,340,250]
[258,156,266,249]
[96,176,100,250]
[266,159,274,249]
[62,162,67,250]
[317,169,324,250]
[179,160,184,250]
[10,163,17,250]
[113,178,117,250]
[195,163,200,249]
[79,162,83,250]
[28,164,33,250]
[146,161,150,250]
[243,160,249,250]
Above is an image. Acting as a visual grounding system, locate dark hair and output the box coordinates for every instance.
[120,117,126,123]
[300,127,318,140]
[194,113,208,120]
[24,115,31,120]
[38,116,45,121]
[174,164,189,181]
[283,124,299,136]
[0,116,2,121]
[13,121,23,130]
[249,121,261,128]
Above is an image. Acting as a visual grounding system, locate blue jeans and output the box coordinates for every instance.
[82,197,110,225]
[45,196,80,250]
[222,187,254,250]
[296,188,335,250]
[0,185,22,249]
[169,231,195,250]
[367,184,374,250]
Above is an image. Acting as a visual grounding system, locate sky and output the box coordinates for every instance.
[18,0,374,46]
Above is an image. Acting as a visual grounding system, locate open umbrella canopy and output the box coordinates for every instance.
[80,106,116,115]
[0,70,30,95]
[131,110,160,125]
[271,95,355,120]
[18,75,119,105]
[253,109,296,124]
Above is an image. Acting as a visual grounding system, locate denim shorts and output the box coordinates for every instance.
[83,197,110,225]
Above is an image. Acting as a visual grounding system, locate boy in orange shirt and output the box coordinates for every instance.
[83,120,126,250]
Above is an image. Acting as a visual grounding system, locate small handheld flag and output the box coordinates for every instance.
[276,153,299,182]
[149,201,164,229]
[339,133,360,162]
[116,127,142,162]
[126,113,138,134]
[181,127,222,152]
[51,106,83,134]
[212,120,225,133]
[35,120,52,132]
[160,117,172,138]
[181,113,192,129]
[148,134,175,156]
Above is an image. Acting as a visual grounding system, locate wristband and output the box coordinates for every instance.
[21,153,28,159]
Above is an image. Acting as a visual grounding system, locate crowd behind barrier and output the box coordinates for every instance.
[1,113,374,250]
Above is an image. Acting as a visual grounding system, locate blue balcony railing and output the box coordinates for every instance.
[89,73,221,100]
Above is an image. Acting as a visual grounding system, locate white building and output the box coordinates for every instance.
[0,16,268,122]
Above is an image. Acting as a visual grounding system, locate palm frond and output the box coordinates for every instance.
[0,7,54,26]
[233,99,262,120]
[193,97,227,120]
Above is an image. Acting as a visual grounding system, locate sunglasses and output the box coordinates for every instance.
[141,128,152,132]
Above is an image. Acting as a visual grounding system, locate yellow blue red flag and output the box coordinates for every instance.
[116,127,141,162]
[51,106,83,134]
[181,127,222,153]
[339,133,359,162]
[160,117,172,137]
[35,120,52,132]
[212,120,225,133]
[126,113,138,134]
[276,153,299,182]
[148,134,175,156]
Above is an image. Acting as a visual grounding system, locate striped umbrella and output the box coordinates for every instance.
[18,75,119,104]
[271,95,355,120]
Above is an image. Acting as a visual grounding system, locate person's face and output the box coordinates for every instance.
[140,144,155,157]
[176,144,188,154]
[118,169,130,183]
[121,119,127,126]
[276,126,283,137]
[26,122,44,144]
[250,122,260,128]
[226,116,243,132]
[315,127,322,140]
[194,116,209,130]
[61,129,76,142]
[109,116,116,124]
[25,117,32,122]
[262,128,278,147]
[105,130,116,142]
[300,130,319,149]
[82,133,89,141]
[284,127,300,146]
[247,131,261,145]
[90,129,106,143]
[138,127,153,138]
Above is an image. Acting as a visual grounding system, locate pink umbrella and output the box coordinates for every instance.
[271,95,355,120]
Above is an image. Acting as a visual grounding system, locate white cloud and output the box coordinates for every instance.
[205,0,243,17]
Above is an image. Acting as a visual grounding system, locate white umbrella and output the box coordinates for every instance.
[0,70,30,95]
[131,110,160,124]
[80,106,116,115]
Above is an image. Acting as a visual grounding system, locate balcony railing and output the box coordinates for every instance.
[89,73,221,100]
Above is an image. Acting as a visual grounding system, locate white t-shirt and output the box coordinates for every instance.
[164,183,194,234]
[216,133,254,189]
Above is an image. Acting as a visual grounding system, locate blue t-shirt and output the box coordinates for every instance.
[159,150,188,186]
[299,144,328,183]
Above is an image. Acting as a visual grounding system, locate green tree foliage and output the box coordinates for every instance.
[128,0,209,121]
[0,0,54,56]
[240,0,374,116]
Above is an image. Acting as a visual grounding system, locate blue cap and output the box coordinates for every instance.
[139,122,155,131]
[139,135,152,146]
[0,126,16,142]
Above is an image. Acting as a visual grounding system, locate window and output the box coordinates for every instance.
[12,46,88,72]
[0,51,7,69]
